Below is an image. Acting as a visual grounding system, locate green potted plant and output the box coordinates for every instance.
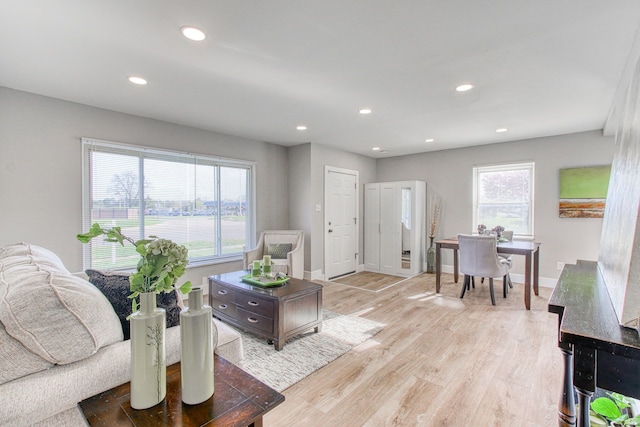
[590,392,640,426]
[77,223,192,309]
[77,223,192,409]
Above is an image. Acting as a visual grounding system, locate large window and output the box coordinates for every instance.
[473,162,534,237]
[82,138,255,270]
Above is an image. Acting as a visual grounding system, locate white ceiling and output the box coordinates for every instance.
[2,1,640,157]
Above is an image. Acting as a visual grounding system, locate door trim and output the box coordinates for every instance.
[324,166,359,280]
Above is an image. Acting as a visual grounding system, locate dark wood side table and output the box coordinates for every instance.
[548,260,640,427]
[80,355,284,427]
[209,270,323,351]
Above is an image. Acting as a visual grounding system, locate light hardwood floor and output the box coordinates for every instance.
[263,272,562,426]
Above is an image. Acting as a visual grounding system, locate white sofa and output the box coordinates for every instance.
[0,243,243,426]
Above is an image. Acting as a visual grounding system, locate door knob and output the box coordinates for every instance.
[328,229,333,233]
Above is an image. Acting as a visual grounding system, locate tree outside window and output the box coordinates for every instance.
[82,139,254,270]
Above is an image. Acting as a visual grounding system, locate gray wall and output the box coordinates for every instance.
[308,143,377,276]
[0,86,618,285]
[375,130,615,283]
[0,87,290,286]
[288,143,312,269]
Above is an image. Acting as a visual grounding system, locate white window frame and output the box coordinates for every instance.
[472,161,535,238]
[81,137,256,270]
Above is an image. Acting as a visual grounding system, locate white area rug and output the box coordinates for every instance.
[236,310,384,392]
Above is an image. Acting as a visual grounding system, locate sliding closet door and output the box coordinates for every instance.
[379,182,398,275]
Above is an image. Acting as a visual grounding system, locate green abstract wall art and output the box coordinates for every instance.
[559,165,611,218]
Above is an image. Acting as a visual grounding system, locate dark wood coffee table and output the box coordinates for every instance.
[209,270,323,350]
[80,354,284,426]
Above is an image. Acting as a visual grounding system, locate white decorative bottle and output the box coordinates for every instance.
[180,287,217,404]
[130,292,167,409]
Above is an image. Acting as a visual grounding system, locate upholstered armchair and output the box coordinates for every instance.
[243,230,305,279]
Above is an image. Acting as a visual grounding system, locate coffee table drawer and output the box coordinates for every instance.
[210,282,236,303]
[211,297,237,320]
[236,308,273,334]
[235,293,274,318]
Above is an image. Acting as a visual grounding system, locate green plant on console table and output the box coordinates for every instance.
[77,223,192,313]
[590,392,640,426]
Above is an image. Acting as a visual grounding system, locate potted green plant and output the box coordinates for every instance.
[77,223,192,409]
[590,392,640,426]
[77,223,192,309]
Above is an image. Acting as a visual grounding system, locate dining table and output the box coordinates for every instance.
[435,236,541,310]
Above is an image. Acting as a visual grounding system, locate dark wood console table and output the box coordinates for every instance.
[548,260,640,427]
[80,355,284,426]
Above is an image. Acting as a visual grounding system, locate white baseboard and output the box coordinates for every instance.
[307,264,365,282]
[307,269,324,281]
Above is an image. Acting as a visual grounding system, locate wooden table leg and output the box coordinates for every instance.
[533,247,540,296]
[558,344,577,426]
[524,252,532,310]
[453,249,459,283]
[573,344,596,427]
[576,387,593,427]
[436,243,442,293]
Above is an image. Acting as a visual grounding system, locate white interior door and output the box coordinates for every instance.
[325,167,358,280]
[379,182,398,275]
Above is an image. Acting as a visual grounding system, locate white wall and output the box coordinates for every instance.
[375,130,615,283]
[0,87,290,285]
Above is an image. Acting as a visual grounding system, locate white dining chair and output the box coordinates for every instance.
[499,230,514,288]
[458,234,512,305]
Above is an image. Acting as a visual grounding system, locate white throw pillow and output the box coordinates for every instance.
[0,321,52,384]
[0,254,67,273]
[0,243,69,273]
[0,265,123,365]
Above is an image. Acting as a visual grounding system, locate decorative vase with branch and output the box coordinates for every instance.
[77,223,192,409]
[427,194,442,273]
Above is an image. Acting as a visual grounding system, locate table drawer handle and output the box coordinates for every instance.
[248,301,259,307]
[218,290,227,295]
[218,304,228,309]
[247,317,259,323]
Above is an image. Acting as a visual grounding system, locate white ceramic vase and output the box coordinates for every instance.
[130,292,166,410]
[180,287,217,405]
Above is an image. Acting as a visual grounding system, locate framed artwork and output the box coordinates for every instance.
[559,165,611,218]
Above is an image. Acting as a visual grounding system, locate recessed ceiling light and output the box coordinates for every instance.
[128,76,147,85]
[425,138,435,143]
[496,128,508,133]
[372,147,381,151]
[455,83,474,92]
[181,26,206,41]
[296,125,307,131]
[358,108,373,115]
